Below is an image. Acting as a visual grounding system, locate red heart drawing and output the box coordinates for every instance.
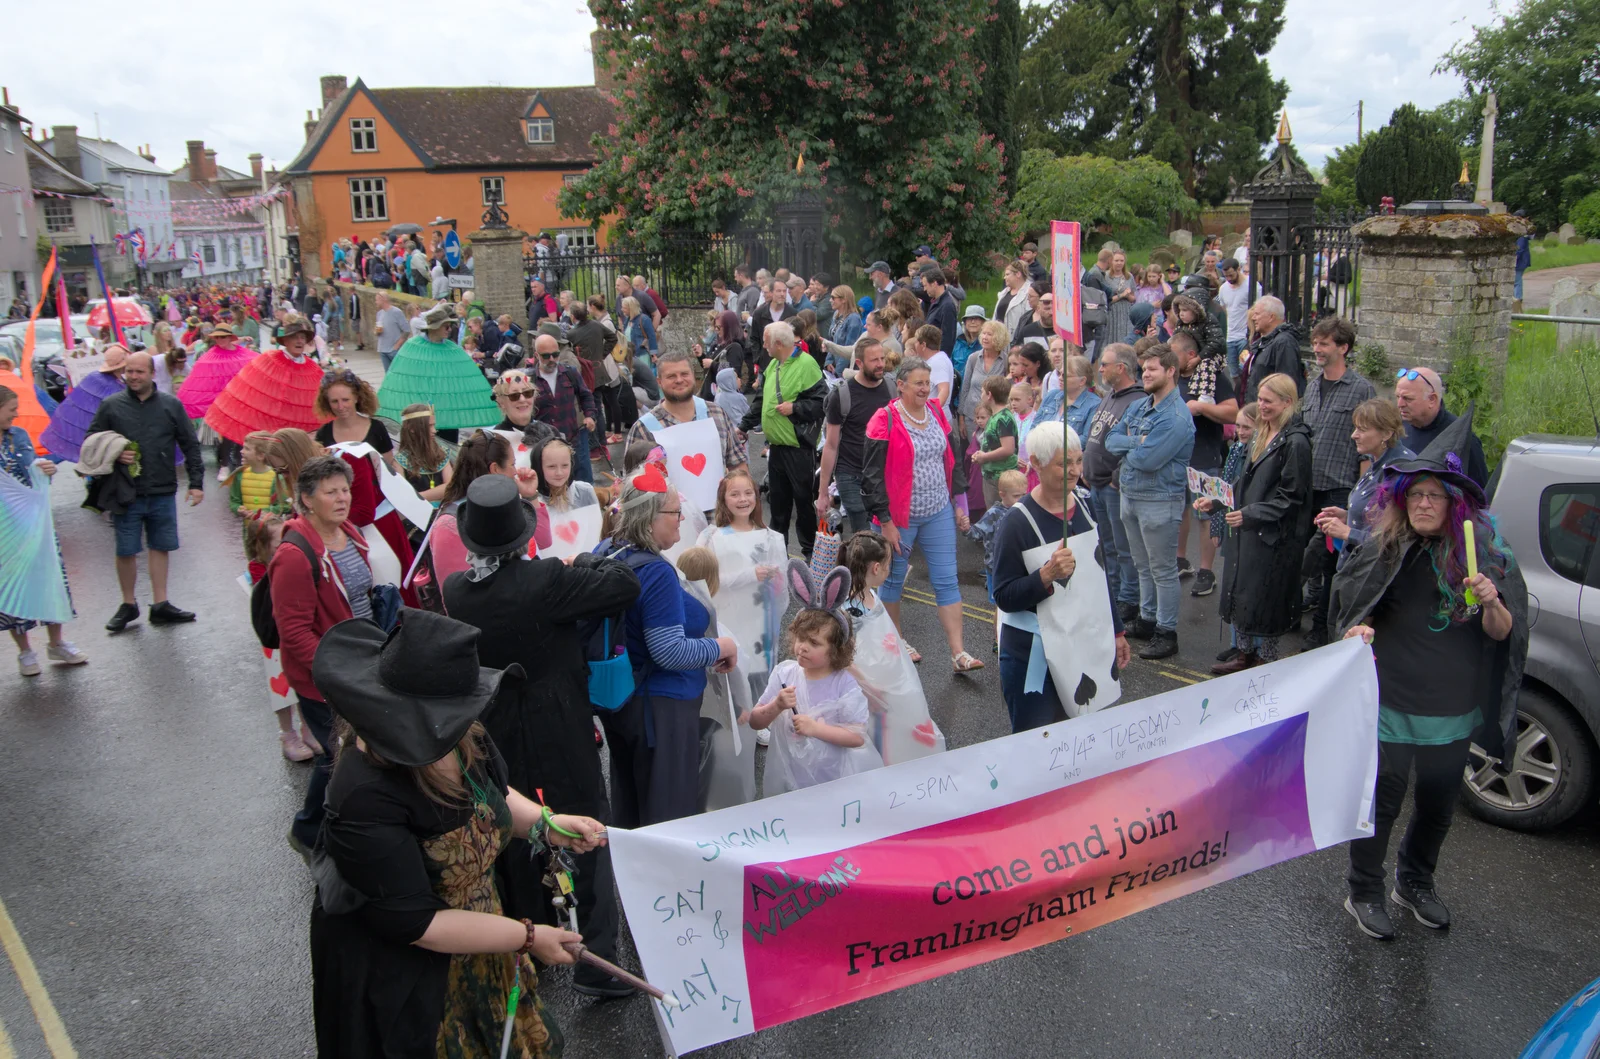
[261,646,273,659]
[912,721,938,747]
[269,672,291,697]
[517,443,529,453]
[556,521,580,544]
[680,453,708,477]
[882,632,900,654]
[527,538,539,558]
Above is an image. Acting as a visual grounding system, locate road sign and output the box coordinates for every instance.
[447,273,474,290]
[443,229,462,269]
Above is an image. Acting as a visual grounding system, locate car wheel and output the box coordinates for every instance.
[1461,687,1596,832]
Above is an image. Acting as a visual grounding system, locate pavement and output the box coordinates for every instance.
[1,439,1597,1059]
[1522,262,1600,310]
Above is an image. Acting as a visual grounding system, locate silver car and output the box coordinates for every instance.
[1463,434,1600,830]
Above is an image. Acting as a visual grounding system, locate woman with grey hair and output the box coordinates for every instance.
[862,356,981,672]
[600,468,739,826]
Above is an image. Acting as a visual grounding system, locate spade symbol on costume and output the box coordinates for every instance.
[1094,542,1106,569]
[1074,673,1097,707]
[1109,655,1121,682]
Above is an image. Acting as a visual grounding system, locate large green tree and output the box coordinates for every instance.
[561,0,1011,269]
[1015,0,1288,205]
[1011,149,1197,235]
[1353,104,1459,208]
[1316,132,1375,212]
[976,0,1024,197]
[1437,0,1600,231]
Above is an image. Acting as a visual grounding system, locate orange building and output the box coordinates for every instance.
[284,70,615,279]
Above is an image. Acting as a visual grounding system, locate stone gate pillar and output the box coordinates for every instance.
[465,220,528,325]
[1351,213,1533,380]
[775,190,827,281]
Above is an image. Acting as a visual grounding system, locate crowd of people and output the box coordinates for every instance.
[0,228,1525,1053]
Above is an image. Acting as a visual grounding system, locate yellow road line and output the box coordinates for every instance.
[0,895,76,1059]
[0,1013,16,1059]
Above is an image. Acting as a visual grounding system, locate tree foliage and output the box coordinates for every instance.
[1316,133,1375,212]
[1354,104,1459,208]
[560,0,1011,270]
[1015,0,1288,207]
[976,0,1024,198]
[1437,0,1600,231]
[1011,149,1198,237]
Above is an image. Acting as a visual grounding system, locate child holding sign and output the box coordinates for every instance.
[696,470,789,703]
[533,436,599,513]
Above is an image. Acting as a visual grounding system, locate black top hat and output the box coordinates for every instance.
[1384,402,1486,505]
[312,608,523,767]
[457,474,537,556]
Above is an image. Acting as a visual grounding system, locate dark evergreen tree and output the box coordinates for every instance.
[1353,104,1460,208]
[976,0,1024,198]
[1015,0,1287,206]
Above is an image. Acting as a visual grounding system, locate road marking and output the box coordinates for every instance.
[0,1013,15,1059]
[0,895,76,1059]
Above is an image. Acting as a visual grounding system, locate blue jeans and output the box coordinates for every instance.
[1226,339,1246,380]
[573,427,595,484]
[113,493,180,556]
[879,502,961,607]
[1121,496,1184,632]
[1514,269,1525,301]
[291,695,335,851]
[380,349,398,372]
[1090,484,1138,608]
[834,470,872,535]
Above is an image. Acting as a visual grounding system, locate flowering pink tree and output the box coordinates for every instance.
[561,0,1013,270]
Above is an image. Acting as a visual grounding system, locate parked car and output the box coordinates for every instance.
[1463,435,1600,830]
[1518,973,1600,1058]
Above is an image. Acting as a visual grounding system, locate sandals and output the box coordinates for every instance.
[905,642,922,664]
[952,651,985,673]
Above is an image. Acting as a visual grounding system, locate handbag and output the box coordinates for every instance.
[810,518,841,586]
[588,615,636,712]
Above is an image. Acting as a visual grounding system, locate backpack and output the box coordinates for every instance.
[250,529,319,649]
[835,374,897,418]
[580,543,671,710]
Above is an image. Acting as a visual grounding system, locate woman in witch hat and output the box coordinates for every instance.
[309,607,602,1057]
[1333,405,1528,942]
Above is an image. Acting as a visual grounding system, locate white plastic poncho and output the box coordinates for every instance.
[0,464,73,624]
[699,619,757,810]
[759,660,883,796]
[696,524,789,699]
[846,592,947,764]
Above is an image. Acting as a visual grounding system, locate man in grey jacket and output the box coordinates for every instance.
[87,352,205,632]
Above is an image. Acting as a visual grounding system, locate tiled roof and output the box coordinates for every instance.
[42,136,170,176]
[170,162,253,183]
[24,138,97,194]
[285,81,614,173]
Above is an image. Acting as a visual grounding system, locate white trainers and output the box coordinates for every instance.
[47,642,89,665]
[18,651,41,677]
[217,466,231,482]
[755,727,771,747]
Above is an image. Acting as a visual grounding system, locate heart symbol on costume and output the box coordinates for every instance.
[680,453,708,477]
[261,646,273,659]
[556,521,580,544]
[527,538,539,558]
[912,721,938,747]
[517,443,529,453]
[1074,673,1098,707]
[269,672,291,697]
[882,633,900,654]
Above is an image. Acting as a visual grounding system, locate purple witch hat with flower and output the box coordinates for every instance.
[1383,402,1485,504]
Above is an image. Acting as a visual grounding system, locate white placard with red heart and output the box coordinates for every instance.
[653,417,724,512]
[541,502,603,560]
[482,429,534,470]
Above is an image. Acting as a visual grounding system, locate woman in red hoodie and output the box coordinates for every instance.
[269,453,374,862]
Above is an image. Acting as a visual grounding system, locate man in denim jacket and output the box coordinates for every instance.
[1105,343,1195,660]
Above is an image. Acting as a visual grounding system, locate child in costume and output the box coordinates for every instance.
[394,404,452,504]
[205,313,326,447]
[228,431,291,537]
[178,323,255,478]
[695,469,789,703]
[973,374,1020,508]
[533,435,599,513]
[242,513,319,762]
[751,560,883,794]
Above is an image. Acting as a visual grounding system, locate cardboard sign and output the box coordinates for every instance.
[540,502,602,560]
[1187,466,1235,509]
[1051,220,1083,347]
[654,417,726,513]
[379,463,436,532]
[482,428,534,470]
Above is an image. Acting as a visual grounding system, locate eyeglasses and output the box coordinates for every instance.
[1165,266,1181,273]
[1396,368,1439,395]
[504,390,535,401]
[658,507,684,520]
[537,352,559,360]
[1405,489,1451,507]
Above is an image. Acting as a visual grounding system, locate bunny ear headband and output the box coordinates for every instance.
[787,558,854,642]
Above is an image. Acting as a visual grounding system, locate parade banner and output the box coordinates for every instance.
[1050,220,1083,347]
[609,640,1379,1056]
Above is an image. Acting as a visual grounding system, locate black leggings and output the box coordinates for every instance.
[1346,737,1472,900]
[767,443,817,560]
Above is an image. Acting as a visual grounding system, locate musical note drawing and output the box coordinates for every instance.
[1198,697,1211,725]
[986,764,998,790]
[842,799,861,826]
[722,996,743,1024]
[712,910,729,949]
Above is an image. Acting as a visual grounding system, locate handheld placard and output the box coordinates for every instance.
[1463,520,1479,605]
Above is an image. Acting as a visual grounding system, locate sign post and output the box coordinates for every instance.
[443,228,462,270]
[1050,220,1083,347]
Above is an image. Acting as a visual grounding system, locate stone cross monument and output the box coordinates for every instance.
[1475,92,1500,211]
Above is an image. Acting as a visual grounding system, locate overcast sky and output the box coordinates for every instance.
[3,0,1498,178]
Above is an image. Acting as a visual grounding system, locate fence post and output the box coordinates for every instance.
[775,190,827,281]
[1243,115,1321,332]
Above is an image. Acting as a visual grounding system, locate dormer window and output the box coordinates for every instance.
[526,118,554,144]
[350,118,377,152]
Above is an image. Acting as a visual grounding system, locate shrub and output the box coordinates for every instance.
[1353,342,1390,384]
[1565,188,1600,240]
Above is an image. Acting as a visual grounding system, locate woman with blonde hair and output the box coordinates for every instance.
[265,428,326,510]
[1200,372,1313,673]
[150,321,189,394]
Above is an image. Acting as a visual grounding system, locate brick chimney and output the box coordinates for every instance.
[51,125,81,177]
[204,148,218,181]
[590,30,619,96]
[139,143,156,163]
[305,109,318,142]
[186,139,205,181]
[249,153,263,181]
[320,75,348,107]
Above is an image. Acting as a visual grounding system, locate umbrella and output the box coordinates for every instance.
[385,223,424,237]
[88,297,153,329]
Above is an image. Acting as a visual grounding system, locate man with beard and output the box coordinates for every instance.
[816,340,894,533]
[625,350,748,514]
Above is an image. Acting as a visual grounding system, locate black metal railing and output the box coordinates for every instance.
[524,230,785,310]
[1246,206,1374,332]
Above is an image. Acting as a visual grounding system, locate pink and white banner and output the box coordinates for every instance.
[608,640,1379,1055]
[1050,220,1083,347]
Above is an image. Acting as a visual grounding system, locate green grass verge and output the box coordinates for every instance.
[1471,313,1600,465]
[1527,243,1600,271]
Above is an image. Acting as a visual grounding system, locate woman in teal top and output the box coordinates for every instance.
[1333,408,1527,942]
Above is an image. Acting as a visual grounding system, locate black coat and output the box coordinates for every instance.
[1245,323,1306,401]
[442,553,640,918]
[1219,417,1314,638]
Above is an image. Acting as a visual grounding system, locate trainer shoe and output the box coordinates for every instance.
[149,601,197,625]
[1190,569,1217,597]
[280,730,314,763]
[756,728,771,747]
[1216,645,1241,663]
[1138,630,1179,660]
[18,651,41,677]
[1116,601,1141,624]
[46,642,88,665]
[217,465,231,482]
[105,602,140,632]
[1345,896,1396,940]
[1392,879,1450,929]
[1176,557,1194,578]
[1125,617,1156,641]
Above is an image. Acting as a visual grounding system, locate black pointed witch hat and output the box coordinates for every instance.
[1384,402,1486,505]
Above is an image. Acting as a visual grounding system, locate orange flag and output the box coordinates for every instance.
[13,249,57,447]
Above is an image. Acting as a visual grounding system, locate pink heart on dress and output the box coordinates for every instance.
[882,633,900,654]
[912,721,938,747]
[556,521,580,544]
[680,453,708,476]
[269,672,291,697]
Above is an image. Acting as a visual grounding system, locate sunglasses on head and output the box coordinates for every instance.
[1396,368,1438,395]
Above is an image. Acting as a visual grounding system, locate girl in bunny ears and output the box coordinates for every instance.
[749,560,884,794]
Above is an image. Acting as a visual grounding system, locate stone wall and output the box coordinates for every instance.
[465,226,527,325]
[1353,213,1533,378]
[331,282,435,351]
